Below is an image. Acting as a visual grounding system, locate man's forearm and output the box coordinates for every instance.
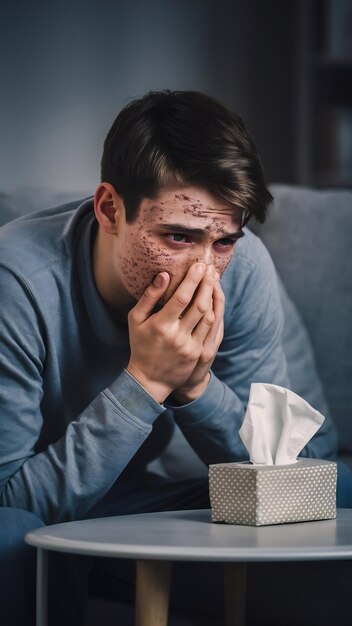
[167,372,249,465]
[0,371,163,524]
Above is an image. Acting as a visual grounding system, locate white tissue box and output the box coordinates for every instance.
[209,458,337,526]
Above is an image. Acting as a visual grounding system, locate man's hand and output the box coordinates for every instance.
[171,279,225,404]
[126,262,221,403]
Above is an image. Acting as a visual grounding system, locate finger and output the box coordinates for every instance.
[192,281,224,348]
[210,280,225,339]
[160,262,207,321]
[179,265,218,331]
[191,308,216,345]
[131,272,170,322]
[205,282,225,346]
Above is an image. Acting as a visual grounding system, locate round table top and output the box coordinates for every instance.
[25,508,352,563]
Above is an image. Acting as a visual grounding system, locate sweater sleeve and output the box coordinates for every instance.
[166,234,290,465]
[0,266,164,524]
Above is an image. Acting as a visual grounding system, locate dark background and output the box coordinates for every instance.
[1,0,351,194]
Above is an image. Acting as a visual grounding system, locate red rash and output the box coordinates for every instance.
[113,188,242,303]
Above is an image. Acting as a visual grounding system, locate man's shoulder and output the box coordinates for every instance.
[0,197,94,279]
[223,226,274,288]
[221,226,282,334]
[236,226,272,263]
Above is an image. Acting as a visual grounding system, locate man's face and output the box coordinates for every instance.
[113,186,244,305]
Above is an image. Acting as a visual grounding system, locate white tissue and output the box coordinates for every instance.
[239,383,325,465]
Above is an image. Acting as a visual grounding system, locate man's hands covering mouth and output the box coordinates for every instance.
[126,262,224,404]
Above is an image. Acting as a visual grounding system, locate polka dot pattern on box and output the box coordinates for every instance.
[208,458,337,526]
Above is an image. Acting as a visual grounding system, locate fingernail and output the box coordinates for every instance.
[206,265,215,277]
[195,262,205,274]
[153,273,163,287]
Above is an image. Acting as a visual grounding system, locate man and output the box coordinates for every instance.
[0,90,344,624]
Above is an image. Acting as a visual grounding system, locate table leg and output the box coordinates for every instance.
[36,548,48,626]
[223,562,247,626]
[135,559,172,626]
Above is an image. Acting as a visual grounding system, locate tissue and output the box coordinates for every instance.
[208,383,337,526]
[209,459,337,526]
[239,383,325,465]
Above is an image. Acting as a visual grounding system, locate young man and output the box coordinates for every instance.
[0,90,344,624]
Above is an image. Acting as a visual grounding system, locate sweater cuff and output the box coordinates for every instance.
[108,369,165,426]
[166,372,226,423]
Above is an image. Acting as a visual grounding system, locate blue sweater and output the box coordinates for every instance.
[0,198,294,523]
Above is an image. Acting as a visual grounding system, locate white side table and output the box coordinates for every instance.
[26,508,352,626]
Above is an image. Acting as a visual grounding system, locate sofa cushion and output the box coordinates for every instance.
[277,275,331,418]
[0,187,91,226]
[256,185,352,454]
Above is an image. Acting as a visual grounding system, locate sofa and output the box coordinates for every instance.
[256,185,352,462]
[1,184,352,625]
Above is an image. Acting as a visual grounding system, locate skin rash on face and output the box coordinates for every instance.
[112,186,244,307]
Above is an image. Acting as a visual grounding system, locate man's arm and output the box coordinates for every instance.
[0,266,165,524]
[0,260,221,524]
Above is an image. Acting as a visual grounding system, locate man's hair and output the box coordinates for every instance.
[101,90,272,224]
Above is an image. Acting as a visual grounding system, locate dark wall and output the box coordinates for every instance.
[0,0,296,193]
[241,1,297,183]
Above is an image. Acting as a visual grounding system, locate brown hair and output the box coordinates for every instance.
[101,90,272,224]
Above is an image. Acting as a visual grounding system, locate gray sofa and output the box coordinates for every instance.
[0,184,351,469]
[258,185,352,466]
[1,184,351,626]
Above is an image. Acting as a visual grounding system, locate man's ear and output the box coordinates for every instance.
[94,183,124,235]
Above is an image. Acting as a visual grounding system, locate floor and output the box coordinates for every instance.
[86,597,223,626]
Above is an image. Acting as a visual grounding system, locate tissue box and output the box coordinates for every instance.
[209,458,337,526]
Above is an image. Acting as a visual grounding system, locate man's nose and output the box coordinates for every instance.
[195,246,215,266]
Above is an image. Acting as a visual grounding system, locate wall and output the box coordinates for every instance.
[0,0,250,194]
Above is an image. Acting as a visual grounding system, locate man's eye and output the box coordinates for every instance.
[216,238,236,248]
[167,234,188,243]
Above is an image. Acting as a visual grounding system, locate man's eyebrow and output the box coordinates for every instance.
[158,224,245,239]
